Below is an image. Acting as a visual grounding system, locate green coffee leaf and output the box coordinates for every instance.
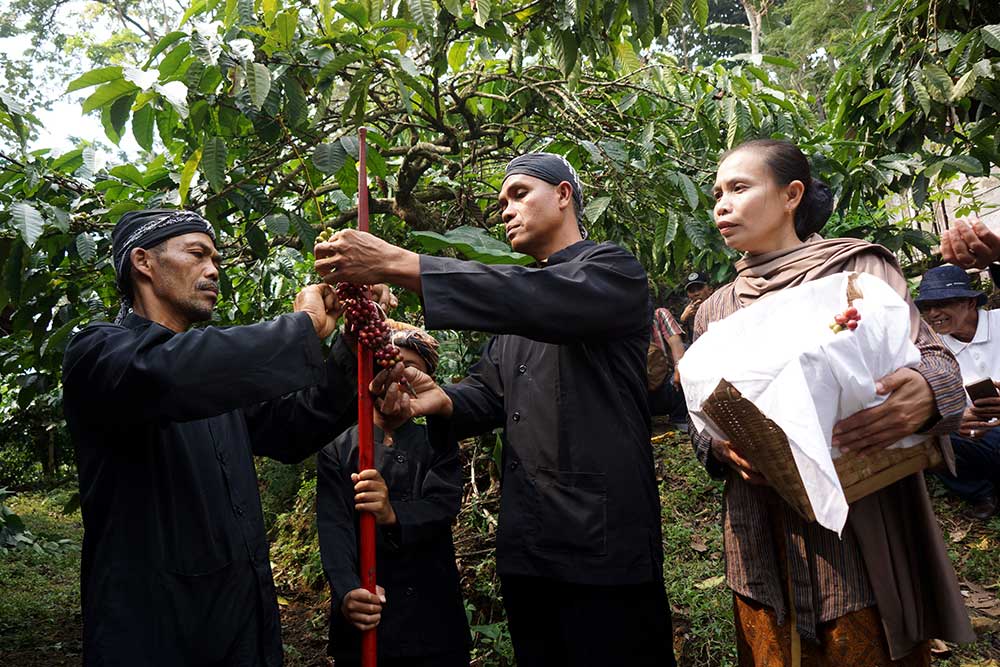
[11,202,44,247]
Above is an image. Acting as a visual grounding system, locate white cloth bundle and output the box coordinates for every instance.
[678,271,922,533]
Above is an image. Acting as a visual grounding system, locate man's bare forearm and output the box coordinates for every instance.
[385,247,423,294]
[667,335,686,366]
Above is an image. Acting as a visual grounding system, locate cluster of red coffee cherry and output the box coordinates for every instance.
[829,306,861,334]
[335,282,403,369]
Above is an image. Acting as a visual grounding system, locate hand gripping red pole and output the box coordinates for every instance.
[356,127,378,667]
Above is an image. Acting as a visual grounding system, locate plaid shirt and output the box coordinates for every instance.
[690,279,964,643]
[651,307,684,355]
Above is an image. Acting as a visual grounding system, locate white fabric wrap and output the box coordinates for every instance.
[679,272,921,534]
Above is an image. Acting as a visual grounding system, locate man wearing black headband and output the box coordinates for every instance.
[315,154,674,666]
[62,209,374,666]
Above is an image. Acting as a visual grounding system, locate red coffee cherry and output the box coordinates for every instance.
[335,282,402,368]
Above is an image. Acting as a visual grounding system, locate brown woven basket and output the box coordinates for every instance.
[702,380,941,522]
[700,273,942,522]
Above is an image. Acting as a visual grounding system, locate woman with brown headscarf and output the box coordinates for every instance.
[692,140,974,666]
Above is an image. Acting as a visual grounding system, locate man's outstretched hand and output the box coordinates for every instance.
[294,283,342,338]
[315,229,422,292]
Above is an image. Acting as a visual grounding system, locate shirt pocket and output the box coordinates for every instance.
[530,467,607,556]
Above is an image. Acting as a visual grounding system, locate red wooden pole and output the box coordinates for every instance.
[356,127,378,667]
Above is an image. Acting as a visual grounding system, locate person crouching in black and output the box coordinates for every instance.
[317,322,471,667]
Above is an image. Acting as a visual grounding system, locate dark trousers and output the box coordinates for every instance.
[500,575,676,667]
[648,381,688,422]
[935,431,1000,503]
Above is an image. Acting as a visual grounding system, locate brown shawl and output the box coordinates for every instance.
[727,234,974,658]
[732,234,922,340]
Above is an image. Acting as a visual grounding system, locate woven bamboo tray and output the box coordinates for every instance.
[700,273,941,522]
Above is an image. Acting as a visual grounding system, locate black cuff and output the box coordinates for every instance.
[989,262,1000,287]
[292,311,326,378]
[327,570,363,611]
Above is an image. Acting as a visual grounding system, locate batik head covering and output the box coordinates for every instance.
[111,209,216,324]
[385,319,440,376]
[503,152,588,239]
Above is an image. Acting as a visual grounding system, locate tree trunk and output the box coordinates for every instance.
[741,0,762,56]
[681,27,691,70]
[42,429,55,481]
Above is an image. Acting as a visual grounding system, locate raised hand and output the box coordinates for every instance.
[681,299,702,323]
[293,283,342,338]
[940,218,1000,269]
[315,229,419,288]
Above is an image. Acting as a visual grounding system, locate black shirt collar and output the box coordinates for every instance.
[544,239,594,266]
[122,311,152,330]
[122,311,183,334]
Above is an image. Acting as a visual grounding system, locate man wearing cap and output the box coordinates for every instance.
[679,270,713,331]
[62,209,374,665]
[915,264,1000,519]
[314,153,674,666]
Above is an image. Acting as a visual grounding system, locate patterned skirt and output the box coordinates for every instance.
[734,593,930,667]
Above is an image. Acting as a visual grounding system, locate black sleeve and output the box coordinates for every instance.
[317,434,362,608]
[384,427,463,551]
[245,335,359,463]
[420,243,648,343]
[436,337,506,440]
[62,312,329,426]
[989,262,1000,287]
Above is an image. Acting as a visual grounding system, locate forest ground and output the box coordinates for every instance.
[1,421,998,666]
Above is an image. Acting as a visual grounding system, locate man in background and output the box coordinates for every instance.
[916,264,1000,520]
[679,271,713,337]
[648,304,688,426]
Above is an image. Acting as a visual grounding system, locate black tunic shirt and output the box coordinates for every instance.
[316,420,470,661]
[62,311,357,666]
[420,240,662,586]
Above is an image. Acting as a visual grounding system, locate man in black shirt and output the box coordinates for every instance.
[315,154,675,666]
[63,209,379,666]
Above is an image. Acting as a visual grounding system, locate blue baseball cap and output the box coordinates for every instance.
[915,265,986,306]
